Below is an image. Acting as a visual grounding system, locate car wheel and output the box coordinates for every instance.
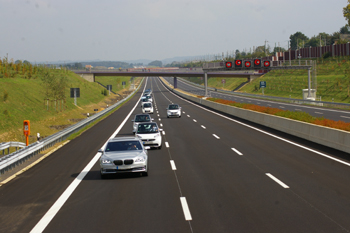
[100,170,107,179]
[167,115,169,118]
[143,172,148,177]
[158,145,162,149]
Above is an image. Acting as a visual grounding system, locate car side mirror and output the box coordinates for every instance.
[144,146,151,150]
[159,129,163,132]
[98,149,103,153]
[151,118,154,121]
[131,120,134,122]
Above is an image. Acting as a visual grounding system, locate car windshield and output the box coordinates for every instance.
[137,123,158,134]
[146,96,151,99]
[143,103,152,108]
[105,141,142,151]
[169,105,179,110]
[135,115,151,122]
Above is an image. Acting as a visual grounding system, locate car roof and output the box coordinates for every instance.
[138,122,158,126]
[108,136,140,142]
[135,113,151,117]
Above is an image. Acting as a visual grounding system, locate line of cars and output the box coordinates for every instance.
[99,89,182,178]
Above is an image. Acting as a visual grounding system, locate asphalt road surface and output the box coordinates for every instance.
[1,77,350,233]
[163,77,350,123]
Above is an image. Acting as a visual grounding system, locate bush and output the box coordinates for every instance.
[3,90,8,101]
[323,52,331,59]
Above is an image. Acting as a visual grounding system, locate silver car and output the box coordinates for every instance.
[132,114,153,133]
[99,137,149,178]
[167,104,182,118]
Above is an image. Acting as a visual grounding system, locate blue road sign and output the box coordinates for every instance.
[260,81,266,88]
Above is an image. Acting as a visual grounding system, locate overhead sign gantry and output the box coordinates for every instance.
[202,59,316,99]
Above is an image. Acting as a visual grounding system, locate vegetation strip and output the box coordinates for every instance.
[206,97,350,132]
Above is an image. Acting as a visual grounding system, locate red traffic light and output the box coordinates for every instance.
[235,60,242,68]
[254,59,261,67]
[263,61,270,67]
[225,62,232,68]
[245,61,251,68]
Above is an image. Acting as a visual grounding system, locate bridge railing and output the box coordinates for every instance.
[0,79,143,176]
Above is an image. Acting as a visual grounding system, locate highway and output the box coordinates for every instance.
[163,77,350,123]
[1,77,350,233]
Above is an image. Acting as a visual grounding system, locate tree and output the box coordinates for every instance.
[340,25,350,34]
[290,32,309,50]
[343,0,350,26]
[148,60,162,67]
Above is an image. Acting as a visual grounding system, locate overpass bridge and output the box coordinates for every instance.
[73,69,263,96]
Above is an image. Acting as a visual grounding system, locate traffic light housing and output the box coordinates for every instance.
[225,62,232,69]
[244,61,251,68]
[254,59,261,68]
[234,60,242,68]
[263,60,271,68]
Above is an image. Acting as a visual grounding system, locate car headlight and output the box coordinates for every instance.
[101,159,112,164]
[135,157,146,162]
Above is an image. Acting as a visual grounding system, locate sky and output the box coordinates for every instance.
[0,0,348,63]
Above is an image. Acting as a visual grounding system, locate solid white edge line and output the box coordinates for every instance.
[165,142,169,148]
[266,173,290,188]
[231,148,243,156]
[180,197,192,221]
[341,116,350,119]
[213,134,220,139]
[158,79,350,167]
[170,160,177,170]
[30,78,149,233]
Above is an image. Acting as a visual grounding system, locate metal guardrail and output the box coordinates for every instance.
[0,78,143,176]
[173,77,350,110]
[0,142,26,155]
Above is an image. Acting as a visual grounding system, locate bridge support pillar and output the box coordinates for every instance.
[174,77,177,88]
[204,72,208,96]
[80,73,95,82]
[248,75,258,83]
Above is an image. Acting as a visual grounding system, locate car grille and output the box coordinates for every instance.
[114,160,123,165]
[113,160,134,165]
[124,159,134,165]
[141,139,155,141]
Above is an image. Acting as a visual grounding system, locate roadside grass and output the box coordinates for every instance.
[208,97,350,132]
[240,57,350,103]
[0,72,140,149]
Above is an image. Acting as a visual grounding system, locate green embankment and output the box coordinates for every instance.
[185,57,350,103]
[0,70,135,144]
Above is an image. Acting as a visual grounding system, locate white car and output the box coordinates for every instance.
[145,95,153,103]
[142,102,154,114]
[140,98,150,107]
[131,114,153,133]
[136,122,162,149]
[167,104,181,118]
